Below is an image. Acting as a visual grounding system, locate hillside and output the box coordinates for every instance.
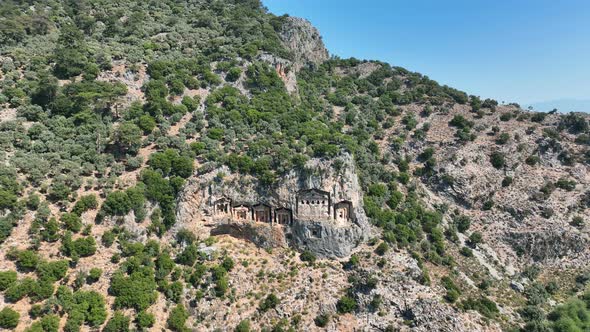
[0,1,589,331]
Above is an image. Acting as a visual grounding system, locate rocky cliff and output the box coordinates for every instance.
[176,153,371,258]
[278,17,330,69]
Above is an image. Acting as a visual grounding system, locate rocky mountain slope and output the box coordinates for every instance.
[0,1,589,331]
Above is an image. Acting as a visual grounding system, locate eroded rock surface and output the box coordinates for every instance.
[176,153,371,258]
[278,17,329,69]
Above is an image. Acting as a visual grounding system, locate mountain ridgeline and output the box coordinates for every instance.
[0,0,589,331]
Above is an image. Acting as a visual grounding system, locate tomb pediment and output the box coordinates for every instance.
[297,188,331,220]
[214,197,231,215]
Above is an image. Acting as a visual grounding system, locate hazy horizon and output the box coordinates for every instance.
[527,98,590,113]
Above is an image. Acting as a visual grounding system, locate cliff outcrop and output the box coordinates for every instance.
[278,17,329,69]
[176,153,371,258]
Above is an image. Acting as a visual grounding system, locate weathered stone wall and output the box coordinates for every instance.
[290,219,366,258]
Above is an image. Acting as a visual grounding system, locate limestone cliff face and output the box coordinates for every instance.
[175,153,371,258]
[256,16,329,95]
[278,17,329,69]
[283,154,371,257]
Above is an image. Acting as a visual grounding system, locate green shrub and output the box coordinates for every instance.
[489,152,505,169]
[468,232,484,247]
[26,194,41,211]
[460,296,499,318]
[29,278,54,302]
[387,190,404,209]
[226,67,242,82]
[182,96,200,111]
[4,277,36,302]
[449,115,472,129]
[155,252,175,279]
[72,195,98,216]
[165,281,184,303]
[110,270,157,311]
[0,307,19,329]
[36,260,69,282]
[0,189,18,211]
[455,215,471,233]
[314,314,330,327]
[419,268,431,286]
[531,112,546,123]
[346,255,360,269]
[0,270,17,290]
[137,114,156,133]
[526,155,540,166]
[555,178,576,191]
[214,275,229,298]
[519,305,546,325]
[571,216,585,228]
[500,113,512,121]
[28,304,48,320]
[27,314,59,332]
[103,191,132,216]
[176,244,199,266]
[442,276,462,303]
[368,183,388,197]
[103,312,130,332]
[167,304,189,332]
[61,234,97,258]
[102,230,117,247]
[496,133,510,145]
[112,122,142,155]
[336,295,357,314]
[547,296,590,331]
[539,182,556,199]
[41,218,60,242]
[299,250,317,264]
[559,113,589,134]
[575,273,590,287]
[235,319,251,332]
[61,213,83,232]
[375,242,389,256]
[445,288,461,303]
[72,291,108,327]
[16,250,40,271]
[53,25,89,79]
[545,281,559,295]
[398,172,410,184]
[259,293,280,312]
[87,268,102,284]
[460,247,474,257]
[136,311,155,329]
[222,257,235,272]
[169,79,186,96]
[175,229,197,246]
[207,128,224,140]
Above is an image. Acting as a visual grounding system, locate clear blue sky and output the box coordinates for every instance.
[263,0,590,108]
